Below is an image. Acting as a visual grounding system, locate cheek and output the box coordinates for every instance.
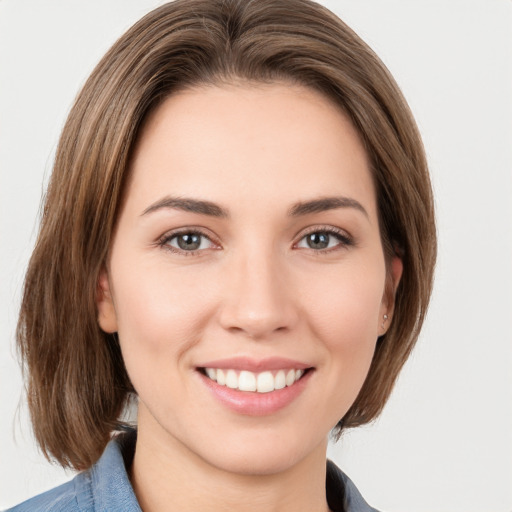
[109,260,217,379]
[292,260,386,424]
[304,262,385,351]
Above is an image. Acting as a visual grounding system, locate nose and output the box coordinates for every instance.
[218,247,299,340]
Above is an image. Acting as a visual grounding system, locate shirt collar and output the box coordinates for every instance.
[76,429,141,511]
[80,430,377,512]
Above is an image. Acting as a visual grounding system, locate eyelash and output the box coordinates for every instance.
[157,226,354,256]
[157,228,219,256]
[294,226,354,253]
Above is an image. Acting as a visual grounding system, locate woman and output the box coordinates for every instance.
[8,0,436,510]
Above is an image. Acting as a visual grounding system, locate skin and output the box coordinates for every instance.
[98,83,402,512]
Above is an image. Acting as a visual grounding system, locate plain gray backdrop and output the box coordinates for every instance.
[1,1,511,510]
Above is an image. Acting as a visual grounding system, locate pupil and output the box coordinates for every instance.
[178,234,200,250]
[308,232,329,249]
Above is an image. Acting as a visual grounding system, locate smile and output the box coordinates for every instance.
[196,357,314,415]
[203,368,305,393]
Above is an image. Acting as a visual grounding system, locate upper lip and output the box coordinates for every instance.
[196,357,312,372]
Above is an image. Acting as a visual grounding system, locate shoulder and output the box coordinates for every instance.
[326,460,381,512]
[4,475,87,512]
[5,430,140,512]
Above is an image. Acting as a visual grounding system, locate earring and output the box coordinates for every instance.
[381,314,389,330]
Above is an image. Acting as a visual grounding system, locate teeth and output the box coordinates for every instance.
[205,368,217,380]
[274,370,286,390]
[257,371,274,393]
[238,370,256,392]
[226,369,238,389]
[285,369,295,386]
[216,369,226,386]
[203,367,306,393]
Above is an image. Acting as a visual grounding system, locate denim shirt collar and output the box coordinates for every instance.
[74,430,141,512]
[71,430,377,512]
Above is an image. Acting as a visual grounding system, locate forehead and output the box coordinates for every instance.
[127,82,376,220]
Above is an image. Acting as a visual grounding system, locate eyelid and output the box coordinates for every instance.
[156,224,354,255]
[157,226,221,255]
[293,225,354,251]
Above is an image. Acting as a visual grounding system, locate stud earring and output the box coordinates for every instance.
[381,314,389,331]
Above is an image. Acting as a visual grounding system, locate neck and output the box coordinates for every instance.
[130,412,330,512]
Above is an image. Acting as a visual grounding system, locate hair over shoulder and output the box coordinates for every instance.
[17,0,436,470]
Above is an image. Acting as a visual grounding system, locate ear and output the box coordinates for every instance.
[97,267,118,333]
[379,255,403,335]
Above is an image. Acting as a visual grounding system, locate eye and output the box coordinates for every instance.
[296,228,353,251]
[160,230,216,253]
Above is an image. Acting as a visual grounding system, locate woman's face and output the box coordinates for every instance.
[98,83,401,475]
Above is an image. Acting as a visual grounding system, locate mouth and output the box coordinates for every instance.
[195,357,314,415]
[198,367,311,393]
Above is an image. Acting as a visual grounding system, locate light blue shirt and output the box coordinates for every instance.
[6,431,379,512]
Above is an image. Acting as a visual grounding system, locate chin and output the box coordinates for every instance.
[208,450,306,477]
[194,430,327,477]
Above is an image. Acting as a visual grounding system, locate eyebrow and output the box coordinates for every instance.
[288,196,369,218]
[141,196,229,218]
[141,195,368,219]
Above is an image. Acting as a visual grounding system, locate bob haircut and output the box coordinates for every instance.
[17,0,436,470]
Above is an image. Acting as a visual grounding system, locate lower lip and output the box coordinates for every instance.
[198,370,313,416]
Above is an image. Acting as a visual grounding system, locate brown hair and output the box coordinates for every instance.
[17,0,436,470]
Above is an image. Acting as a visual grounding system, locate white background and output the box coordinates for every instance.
[1,1,511,510]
